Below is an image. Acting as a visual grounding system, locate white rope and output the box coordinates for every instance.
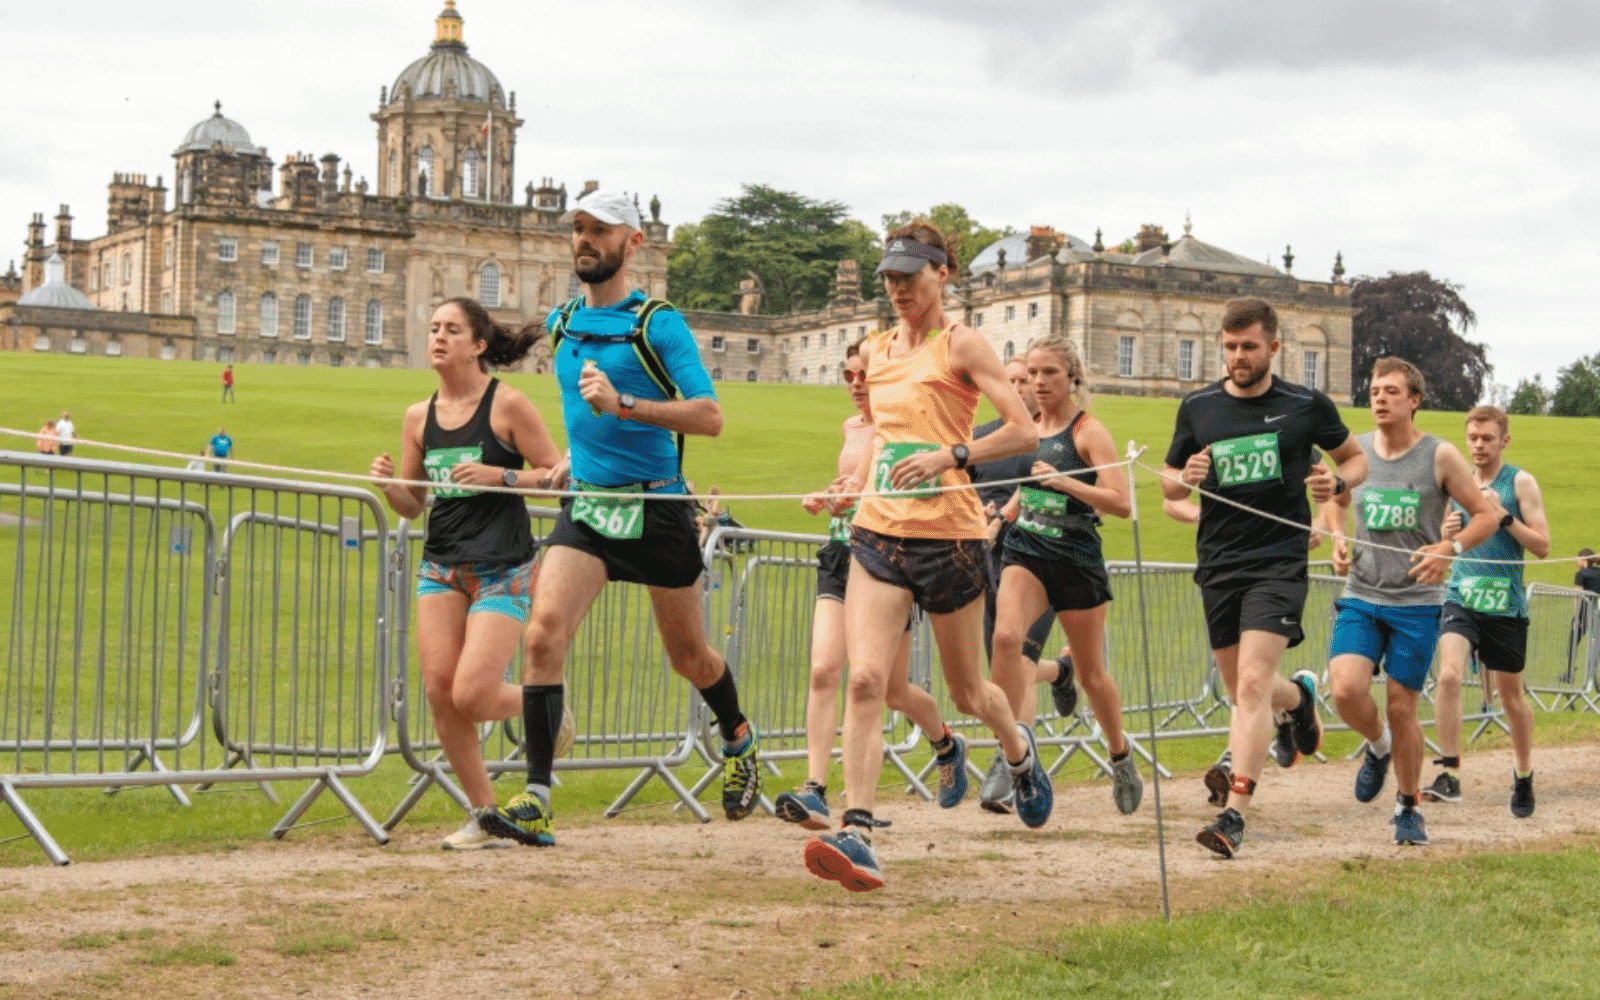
[0,426,1131,504]
[1138,460,1594,568]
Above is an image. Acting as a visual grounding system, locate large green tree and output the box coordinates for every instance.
[1350,271,1491,411]
[880,204,1015,275]
[667,185,881,314]
[1507,375,1549,416]
[1548,352,1600,417]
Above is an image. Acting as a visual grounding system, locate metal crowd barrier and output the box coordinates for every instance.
[0,452,392,864]
[1523,583,1598,713]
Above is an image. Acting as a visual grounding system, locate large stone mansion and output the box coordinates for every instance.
[3,2,1351,403]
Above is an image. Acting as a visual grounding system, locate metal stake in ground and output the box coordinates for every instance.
[1127,441,1171,922]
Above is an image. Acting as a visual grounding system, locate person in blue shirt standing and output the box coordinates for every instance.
[481,190,761,848]
[208,426,234,473]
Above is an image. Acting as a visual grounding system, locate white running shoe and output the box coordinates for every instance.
[442,812,512,850]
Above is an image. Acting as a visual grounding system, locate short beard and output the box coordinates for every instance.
[1229,363,1270,390]
[574,245,624,285]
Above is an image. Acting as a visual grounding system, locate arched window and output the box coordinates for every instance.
[216,290,236,335]
[293,294,312,339]
[259,292,278,338]
[1003,341,1015,362]
[800,368,808,382]
[462,149,479,198]
[417,146,434,196]
[746,370,758,382]
[479,261,501,307]
[365,299,383,344]
[712,367,723,380]
[327,297,346,342]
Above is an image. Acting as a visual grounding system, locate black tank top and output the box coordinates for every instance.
[1005,410,1104,566]
[421,379,534,566]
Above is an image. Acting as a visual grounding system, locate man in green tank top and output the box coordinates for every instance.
[1430,405,1551,817]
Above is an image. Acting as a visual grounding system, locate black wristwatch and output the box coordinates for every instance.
[1332,475,1346,496]
[1499,511,1515,529]
[502,468,518,488]
[951,444,970,470]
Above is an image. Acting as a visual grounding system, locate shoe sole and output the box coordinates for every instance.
[1052,656,1079,717]
[441,838,513,851]
[1015,726,1053,830]
[773,796,830,831]
[936,736,969,809]
[1510,804,1534,818]
[1290,671,1324,757]
[803,838,883,892]
[1112,770,1144,815]
[1195,827,1238,858]
[979,798,1014,816]
[1396,836,1430,846]
[1204,766,1230,807]
[478,811,556,848]
[1419,790,1461,804]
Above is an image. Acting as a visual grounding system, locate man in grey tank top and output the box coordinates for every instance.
[1321,359,1496,846]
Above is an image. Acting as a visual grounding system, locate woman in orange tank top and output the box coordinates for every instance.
[802,222,1052,894]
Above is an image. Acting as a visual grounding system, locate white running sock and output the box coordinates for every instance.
[1369,725,1392,759]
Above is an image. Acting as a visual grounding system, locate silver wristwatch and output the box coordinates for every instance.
[502,468,518,488]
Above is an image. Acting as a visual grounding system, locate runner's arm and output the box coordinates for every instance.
[494,388,563,489]
[1320,434,1368,502]
[1161,497,1199,523]
[1320,493,1352,575]
[1409,443,1497,584]
[1041,418,1130,518]
[372,405,427,520]
[1160,401,1205,502]
[1509,470,1551,559]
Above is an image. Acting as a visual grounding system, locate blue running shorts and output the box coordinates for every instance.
[1329,598,1442,691]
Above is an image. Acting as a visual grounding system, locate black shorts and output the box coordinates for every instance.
[544,495,703,589]
[1200,578,1308,651]
[1440,602,1529,674]
[1000,548,1113,613]
[58,445,73,457]
[850,526,988,616]
[816,540,850,603]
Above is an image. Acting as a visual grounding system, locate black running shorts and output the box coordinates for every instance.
[850,526,988,616]
[544,495,703,589]
[1200,578,1308,651]
[1440,602,1529,674]
[816,540,850,603]
[999,548,1113,613]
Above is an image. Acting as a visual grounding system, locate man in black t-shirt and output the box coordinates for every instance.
[1161,298,1368,857]
[1569,548,1600,681]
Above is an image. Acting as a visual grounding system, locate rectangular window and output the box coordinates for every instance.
[297,351,310,366]
[746,339,760,354]
[1005,305,1016,322]
[103,262,113,287]
[106,339,123,357]
[330,354,343,368]
[975,313,985,328]
[746,371,758,382]
[801,335,809,350]
[820,333,828,348]
[89,268,98,291]
[1027,302,1039,320]
[122,254,132,284]
[261,349,276,365]
[34,333,50,351]
[1179,339,1195,382]
[69,335,87,354]
[1304,351,1320,390]
[296,242,313,268]
[218,238,237,262]
[327,298,345,342]
[164,239,174,269]
[857,326,866,337]
[160,341,175,360]
[293,295,312,339]
[329,247,347,270]
[162,290,172,314]
[364,300,383,344]
[259,294,278,338]
[261,241,279,266]
[218,346,233,363]
[1118,336,1135,378]
[710,335,725,351]
[366,249,385,273]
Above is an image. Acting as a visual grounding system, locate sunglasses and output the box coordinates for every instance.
[842,370,866,384]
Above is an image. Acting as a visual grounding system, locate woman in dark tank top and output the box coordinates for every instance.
[369,296,564,849]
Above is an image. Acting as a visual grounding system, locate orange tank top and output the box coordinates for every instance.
[852,327,984,540]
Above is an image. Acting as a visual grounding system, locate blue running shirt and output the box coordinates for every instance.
[547,289,715,492]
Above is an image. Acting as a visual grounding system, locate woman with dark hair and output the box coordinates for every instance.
[803,222,1046,893]
[370,297,565,849]
[775,337,949,830]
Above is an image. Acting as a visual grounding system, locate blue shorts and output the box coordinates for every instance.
[416,558,535,622]
[1329,598,1441,691]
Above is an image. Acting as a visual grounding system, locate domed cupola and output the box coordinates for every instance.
[175,101,261,156]
[19,254,95,310]
[389,2,503,105]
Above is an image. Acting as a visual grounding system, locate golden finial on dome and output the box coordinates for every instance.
[435,1,464,46]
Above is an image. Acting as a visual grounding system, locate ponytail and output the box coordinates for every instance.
[441,295,543,372]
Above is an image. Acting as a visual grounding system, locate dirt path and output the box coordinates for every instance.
[0,744,1594,999]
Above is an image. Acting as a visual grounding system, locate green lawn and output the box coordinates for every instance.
[2,353,1594,582]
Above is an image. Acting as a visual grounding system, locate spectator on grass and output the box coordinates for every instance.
[222,364,236,403]
[209,426,234,473]
[1568,548,1600,682]
[55,411,75,456]
[185,449,209,473]
[35,420,57,456]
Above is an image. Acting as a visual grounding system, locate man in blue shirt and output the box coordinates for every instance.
[208,426,234,473]
[482,190,761,849]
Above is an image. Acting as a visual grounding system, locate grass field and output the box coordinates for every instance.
[2,353,1596,580]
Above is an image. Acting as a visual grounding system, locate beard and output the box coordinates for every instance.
[574,244,625,285]
[1229,360,1271,390]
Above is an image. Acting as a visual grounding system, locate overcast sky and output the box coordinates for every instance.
[7,0,1597,390]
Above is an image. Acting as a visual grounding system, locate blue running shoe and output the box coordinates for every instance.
[1355,746,1391,803]
[1392,805,1429,845]
[804,828,884,892]
[1289,670,1324,757]
[935,732,969,809]
[774,782,830,830]
[721,723,761,821]
[479,793,556,847]
[1196,807,1245,858]
[1011,723,1054,830]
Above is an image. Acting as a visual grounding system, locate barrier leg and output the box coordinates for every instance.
[0,781,69,866]
[606,764,711,823]
[193,749,280,804]
[270,770,391,845]
[103,744,193,806]
[383,764,472,831]
[884,746,932,800]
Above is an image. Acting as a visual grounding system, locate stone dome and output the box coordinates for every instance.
[969,231,1093,274]
[19,254,95,310]
[390,2,502,104]
[175,102,261,156]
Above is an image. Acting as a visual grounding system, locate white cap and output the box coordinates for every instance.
[559,189,642,230]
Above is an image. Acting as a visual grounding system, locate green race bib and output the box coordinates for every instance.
[571,483,645,540]
[1017,486,1069,539]
[1211,433,1282,487]
[828,504,857,543]
[873,442,942,499]
[1458,576,1512,615]
[423,446,483,499]
[1362,488,1420,532]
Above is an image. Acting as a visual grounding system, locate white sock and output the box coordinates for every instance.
[1369,726,1392,759]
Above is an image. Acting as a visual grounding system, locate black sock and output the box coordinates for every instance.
[522,684,563,792]
[842,808,874,831]
[697,668,747,744]
[930,725,953,756]
[1111,750,1129,763]
[1435,755,1461,769]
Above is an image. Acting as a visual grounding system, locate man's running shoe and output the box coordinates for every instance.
[978,753,1014,815]
[1392,805,1429,845]
[479,794,555,847]
[441,810,511,850]
[935,732,970,809]
[1355,746,1391,803]
[1196,807,1244,858]
[1111,754,1144,815]
[774,782,830,830]
[1204,751,1232,807]
[1510,772,1535,818]
[1011,723,1054,830]
[804,828,883,892]
[1420,771,1461,804]
[721,723,762,821]
[1270,708,1299,768]
[1288,670,1324,757]
[1050,654,1079,718]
